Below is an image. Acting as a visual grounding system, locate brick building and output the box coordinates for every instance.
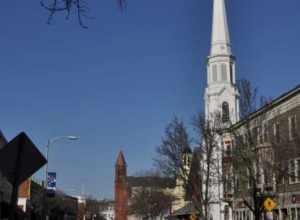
[223,85,300,220]
[16,178,79,220]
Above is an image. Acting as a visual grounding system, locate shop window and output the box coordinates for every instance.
[297,208,300,220]
[291,208,296,220]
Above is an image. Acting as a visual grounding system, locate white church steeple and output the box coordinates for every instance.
[205,0,239,124]
[211,0,231,56]
[202,2,239,220]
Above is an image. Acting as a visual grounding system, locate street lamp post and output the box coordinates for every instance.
[44,136,79,187]
[43,135,79,220]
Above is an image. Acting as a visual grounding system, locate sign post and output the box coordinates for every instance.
[8,134,24,220]
[0,132,47,220]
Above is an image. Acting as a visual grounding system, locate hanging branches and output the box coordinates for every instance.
[40,0,126,28]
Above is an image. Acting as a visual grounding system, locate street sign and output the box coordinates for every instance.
[0,132,47,220]
[0,132,47,185]
[264,198,277,212]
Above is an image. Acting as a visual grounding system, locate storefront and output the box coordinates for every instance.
[232,193,300,220]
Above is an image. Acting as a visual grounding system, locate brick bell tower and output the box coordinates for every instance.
[115,151,128,220]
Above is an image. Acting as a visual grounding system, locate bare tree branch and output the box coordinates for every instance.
[40,0,126,28]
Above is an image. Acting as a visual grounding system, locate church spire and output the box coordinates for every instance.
[210,0,231,56]
[205,0,239,124]
[115,150,128,220]
[116,150,126,166]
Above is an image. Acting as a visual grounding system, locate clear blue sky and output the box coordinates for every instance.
[0,0,299,199]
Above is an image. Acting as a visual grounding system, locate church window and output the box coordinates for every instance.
[230,64,233,84]
[212,64,218,82]
[222,102,230,122]
[221,63,227,81]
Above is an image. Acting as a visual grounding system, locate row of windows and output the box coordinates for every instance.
[227,157,300,190]
[233,210,251,220]
[271,115,297,143]
[290,207,300,220]
[234,208,300,220]
[235,115,297,146]
[210,63,234,84]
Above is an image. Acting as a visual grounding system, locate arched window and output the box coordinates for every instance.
[222,102,230,122]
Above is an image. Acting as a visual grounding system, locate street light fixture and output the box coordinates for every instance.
[45,136,80,179]
[43,135,79,220]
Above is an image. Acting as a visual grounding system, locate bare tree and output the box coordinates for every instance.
[154,117,192,186]
[40,0,126,28]
[191,112,223,220]
[129,187,175,220]
[31,187,78,220]
[185,147,202,215]
[154,115,223,220]
[132,169,163,178]
[226,79,270,220]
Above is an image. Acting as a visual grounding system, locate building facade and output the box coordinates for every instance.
[114,151,191,220]
[223,85,300,220]
[100,201,114,220]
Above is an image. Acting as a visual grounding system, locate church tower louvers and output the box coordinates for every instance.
[205,0,239,124]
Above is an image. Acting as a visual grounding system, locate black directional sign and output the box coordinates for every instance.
[0,132,47,185]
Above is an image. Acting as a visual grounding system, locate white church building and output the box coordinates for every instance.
[203,1,239,220]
